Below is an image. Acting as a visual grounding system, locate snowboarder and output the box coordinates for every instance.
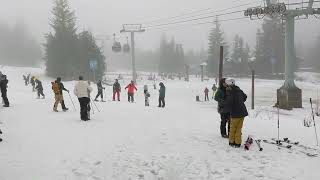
[204,87,209,101]
[212,84,217,99]
[35,79,45,99]
[55,77,69,111]
[158,82,166,108]
[214,78,230,138]
[0,72,9,107]
[113,79,121,101]
[30,76,36,92]
[94,80,105,102]
[125,81,137,103]
[74,76,93,121]
[224,79,248,148]
[144,85,150,106]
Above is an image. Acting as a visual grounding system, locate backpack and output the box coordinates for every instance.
[52,82,60,94]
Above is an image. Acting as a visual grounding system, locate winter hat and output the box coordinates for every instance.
[225,78,235,86]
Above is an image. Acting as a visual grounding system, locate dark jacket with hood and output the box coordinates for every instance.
[225,85,248,118]
[159,83,166,98]
[214,78,228,113]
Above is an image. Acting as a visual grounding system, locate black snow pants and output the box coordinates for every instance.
[78,97,90,120]
[1,89,9,106]
[158,97,165,107]
[128,93,134,102]
[95,90,103,100]
[220,112,230,136]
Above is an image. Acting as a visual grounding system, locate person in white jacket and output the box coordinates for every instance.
[74,76,93,121]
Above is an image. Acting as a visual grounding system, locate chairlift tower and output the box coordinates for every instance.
[120,24,145,82]
[245,0,320,109]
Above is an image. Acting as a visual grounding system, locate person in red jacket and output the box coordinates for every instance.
[125,81,137,103]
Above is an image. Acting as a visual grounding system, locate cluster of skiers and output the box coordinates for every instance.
[214,78,248,148]
[23,74,45,99]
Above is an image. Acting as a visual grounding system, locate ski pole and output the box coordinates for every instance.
[310,98,319,146]
[68,92,76,111]
[277,101,280,145]
[90,100,95,115]
[90,98,101,112]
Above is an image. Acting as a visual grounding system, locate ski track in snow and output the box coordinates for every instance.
[0,66,320,180]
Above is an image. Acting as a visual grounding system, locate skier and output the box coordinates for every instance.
[55,77,69,111]
[27,74,30,84]
[52,81,62,112]
[204,87,209,101]
[0,72,9,107]
[212,84,217,99]
[224,79,248,148]
[144,85,150,106]
[94,80,105,102]
[125,81,137,103]
[23,75,28,86]
[158,82,166,108]
[35,79,45,99]
[30,76,36,92]
[0,128,2,142]
[214,78,230,138]
[74,76,93,121]
[113,79,121,101]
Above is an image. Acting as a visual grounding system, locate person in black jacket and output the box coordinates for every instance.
[0,73,9,107]
[214,78,230,138]
[94,80,105,102]
[55,77,69,111]
[35,79,45,99]
[224,79,248,148]
[113,79,121,101]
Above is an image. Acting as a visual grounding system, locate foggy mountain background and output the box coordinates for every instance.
[0,0,319,73]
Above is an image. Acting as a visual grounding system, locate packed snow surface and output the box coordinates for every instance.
[1,66,320,180]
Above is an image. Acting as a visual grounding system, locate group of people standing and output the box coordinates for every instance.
[23,74,45,99]
[214,78,248,148]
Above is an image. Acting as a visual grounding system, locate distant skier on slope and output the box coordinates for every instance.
[204,87,209,101]
[0,72,10,107]
[23,75,28,86]
[144,85,150,106]
[224,79,248,148]
[74,76,93,121]
[112,79,121,101]
[94,80,105,102]
[30,76,36,92]
[35,79,45,99]
[158,82,166,108]
[214,78,229,138]
[212,84,217,99]
[125,81,137,103]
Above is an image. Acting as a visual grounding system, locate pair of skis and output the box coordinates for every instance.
[263,138,318,157]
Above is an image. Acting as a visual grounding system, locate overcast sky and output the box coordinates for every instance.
[0,0,319,52]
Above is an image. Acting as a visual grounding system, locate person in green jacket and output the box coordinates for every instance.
[158,82,166,108]
[214,78,230,138]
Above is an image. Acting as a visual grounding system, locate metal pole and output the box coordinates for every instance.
[284,16,296,88]
[252,70,255,110]
[218,46,224,81]
[130,32,136,82]
[277,101,280,145]
[201,65,204,82]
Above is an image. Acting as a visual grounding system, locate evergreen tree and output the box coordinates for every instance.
[207,17,229,77]
[254,17,285,75]
[44,0,105,80]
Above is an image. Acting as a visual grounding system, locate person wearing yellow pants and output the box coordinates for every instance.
[224,79,248,148]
